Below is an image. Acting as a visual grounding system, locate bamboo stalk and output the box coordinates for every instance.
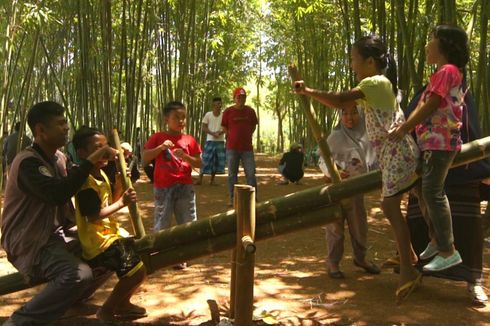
[145,205,342,273]
[288,64,341,184]
[136,136,490,254]
[233,185,255,325]
[112,128,146,238]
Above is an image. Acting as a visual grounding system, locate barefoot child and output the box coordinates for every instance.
[294,35,421,304]
[73,127,147,321]
[389,24,469,272]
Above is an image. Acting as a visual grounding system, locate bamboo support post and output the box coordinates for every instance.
[232,185,256,325]
[288,64,341,184]
[112,128,146,239]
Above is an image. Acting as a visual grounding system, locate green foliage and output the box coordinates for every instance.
[0,0,488,155]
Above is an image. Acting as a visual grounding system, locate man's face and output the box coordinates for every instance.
[212,100,222,113]
[38,115,69,149]
[234,94,246,107]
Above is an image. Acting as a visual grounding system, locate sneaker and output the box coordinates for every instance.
[467,283,488,304]
[419,242,438,260]
[423,251,462,272]
[173,262,187,270]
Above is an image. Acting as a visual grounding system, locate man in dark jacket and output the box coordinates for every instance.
[1,101,116,325]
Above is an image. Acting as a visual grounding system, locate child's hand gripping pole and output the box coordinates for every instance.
[288,64,342,184]
[112,128,146,238]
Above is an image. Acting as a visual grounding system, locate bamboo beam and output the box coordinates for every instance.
[145,204,342,273]
[112,128,146,238]
[1,136,490,295]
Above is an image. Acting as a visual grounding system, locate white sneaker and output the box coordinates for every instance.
[422,251,462,272]
[419,242,438,260]
[467,283,488,304]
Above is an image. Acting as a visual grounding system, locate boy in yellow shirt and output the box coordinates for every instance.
[72,127,147,322]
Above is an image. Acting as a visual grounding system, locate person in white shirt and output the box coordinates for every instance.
[195,97,226,185]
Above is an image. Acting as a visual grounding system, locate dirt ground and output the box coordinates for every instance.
[1,153,490,325]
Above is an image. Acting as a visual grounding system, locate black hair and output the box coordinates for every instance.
[72,127,103,150]
[27,101,65,134]
[14,122,21,131]
[353,35,398,94]
[432,24,469,70]
[163,101,185,116]
[212,97,222,102]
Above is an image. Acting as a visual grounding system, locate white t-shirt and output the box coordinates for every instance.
[202,111,225,141]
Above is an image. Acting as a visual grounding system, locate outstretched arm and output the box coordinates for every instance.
[293,80,364,109]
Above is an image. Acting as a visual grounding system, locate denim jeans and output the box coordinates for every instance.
[226,149,257,202]
[415,150,457,252]
[154,184,197,231]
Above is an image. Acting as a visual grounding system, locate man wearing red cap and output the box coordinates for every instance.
[221,87,258,205]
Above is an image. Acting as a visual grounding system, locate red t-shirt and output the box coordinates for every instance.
[221,105,258,151]
[144,132,201,188]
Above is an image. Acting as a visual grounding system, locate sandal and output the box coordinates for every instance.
[381,256,400,269]
[395,272,423,305]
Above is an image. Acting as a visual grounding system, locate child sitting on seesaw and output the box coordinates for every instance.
[72,127,147,322]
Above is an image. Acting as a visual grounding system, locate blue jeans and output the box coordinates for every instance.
[154,184,197,231]
[415,150,457,252]
[226,149,257,202]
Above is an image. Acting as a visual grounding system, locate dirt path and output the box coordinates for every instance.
[1,154,489,325]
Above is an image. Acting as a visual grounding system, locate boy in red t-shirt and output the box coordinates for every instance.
[143,101,201,267]
[221,87,258,205]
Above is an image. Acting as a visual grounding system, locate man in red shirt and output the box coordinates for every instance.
[221,87,258,205]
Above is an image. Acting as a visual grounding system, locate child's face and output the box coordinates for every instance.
[165,108,186,133]
[351,47,370,81]
[341,106,360,129]
[79,134,109,168]
[425,35,443,65]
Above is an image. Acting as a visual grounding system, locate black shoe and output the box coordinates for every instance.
[354,260,381,274]
[328,270,345,279]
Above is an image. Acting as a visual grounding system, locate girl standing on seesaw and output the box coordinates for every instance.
[389,25,469,272]
[294,35,421,304]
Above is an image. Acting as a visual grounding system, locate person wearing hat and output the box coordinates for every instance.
[221,87,258,205]
[277,143,304,185]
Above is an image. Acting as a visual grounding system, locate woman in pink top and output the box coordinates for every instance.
[390,24,469,273]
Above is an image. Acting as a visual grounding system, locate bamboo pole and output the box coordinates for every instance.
[136,135,490,255]
[229,186,239,319]
[233,185,256,325]
[1,205,341,295]
[145,204,342,273]
[112,128,146,238]
[288,64,341,184]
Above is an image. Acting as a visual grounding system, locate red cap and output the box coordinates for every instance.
[233,87,247,98]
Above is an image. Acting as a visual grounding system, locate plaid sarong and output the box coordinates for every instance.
[201,141,226,174]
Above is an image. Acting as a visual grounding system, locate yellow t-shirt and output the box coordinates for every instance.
[75,170,122,260]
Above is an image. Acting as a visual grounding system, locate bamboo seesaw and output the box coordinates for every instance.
[1,136,489,295]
